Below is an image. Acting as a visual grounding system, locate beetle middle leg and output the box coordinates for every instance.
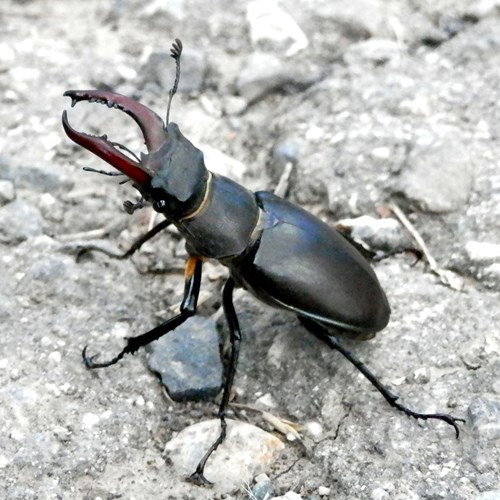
[298,317,464,437]
[337,231,423,265]
[188,277,242,486]
[82,256,202,368]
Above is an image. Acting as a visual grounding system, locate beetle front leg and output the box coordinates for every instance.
[299,317,464,438]
[76,219,172,262]
[188,277,241,486]
[83,256,203,369]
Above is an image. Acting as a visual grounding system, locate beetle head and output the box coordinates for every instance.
[62,39,209,219]
[141,121,209,216]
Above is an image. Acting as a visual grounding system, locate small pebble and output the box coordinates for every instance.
[336,215,407,250]
[270,492,303,500]
[246,0,308,56]
[317,485,331,496]
[465,241,500,263]
[0,179,15,206]
[252,472,274,500]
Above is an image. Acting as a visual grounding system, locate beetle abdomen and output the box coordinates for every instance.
[236,191,390,335]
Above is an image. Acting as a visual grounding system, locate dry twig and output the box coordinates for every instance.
[389,202,463,290]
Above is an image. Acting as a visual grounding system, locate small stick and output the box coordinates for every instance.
[230,402,303,441]
[274,162,294,198]
[388,202,463,290]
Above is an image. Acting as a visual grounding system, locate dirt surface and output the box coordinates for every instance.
[1,0,500,499]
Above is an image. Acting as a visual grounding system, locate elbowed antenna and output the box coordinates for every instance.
[166,38,183,125]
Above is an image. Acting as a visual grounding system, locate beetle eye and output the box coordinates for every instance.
[153,199,167,212]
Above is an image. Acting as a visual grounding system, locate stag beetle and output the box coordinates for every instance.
[62,39,463,485]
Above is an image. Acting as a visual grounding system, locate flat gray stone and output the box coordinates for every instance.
[147,316,223,402]
[0,200,44,243]
[396,137,474,213]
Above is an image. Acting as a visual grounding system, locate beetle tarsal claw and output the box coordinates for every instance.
[187,472,213,487]
[434,414,466,440]
[397,403,465,438]
[81,345,127,369]
[123,199,145,214]
[82,345,99,368]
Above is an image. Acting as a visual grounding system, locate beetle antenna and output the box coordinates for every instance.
[83,166,123,177]
[166,38,183,125]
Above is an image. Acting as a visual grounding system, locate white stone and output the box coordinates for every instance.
[247,0,308,56]
[465,241,500,262]
[164,419,284,487]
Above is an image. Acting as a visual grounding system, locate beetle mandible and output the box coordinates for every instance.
[62,39,463,485]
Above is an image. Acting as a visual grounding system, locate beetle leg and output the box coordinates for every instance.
[82,257,202,368]
[76,219,172,262]
[372,247,423,266]
[117,218,171,258]
[188,277,241,486]
[299,317,465,438]
[123,199,145,214]
[82,166,125,177]
[336,228,423,265]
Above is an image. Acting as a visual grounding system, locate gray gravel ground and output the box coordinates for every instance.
[1,0,499,499]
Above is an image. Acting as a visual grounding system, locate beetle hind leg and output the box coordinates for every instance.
[298,317,464,438]
[188,277,242,486]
